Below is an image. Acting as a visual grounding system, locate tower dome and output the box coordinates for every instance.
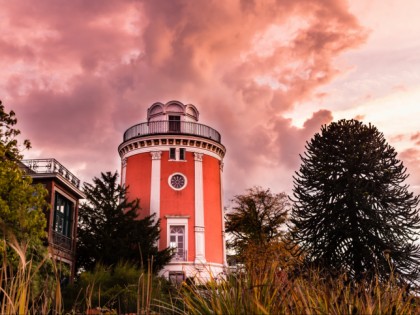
[118,100,226,281]
[147,100,199,122]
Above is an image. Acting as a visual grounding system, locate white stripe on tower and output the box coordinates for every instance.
[150,151,162,224]
[220,161,227,266]
[194,152,206,264]
[121,158,127,187]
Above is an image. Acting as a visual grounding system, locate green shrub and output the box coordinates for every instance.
[64,260,176,314]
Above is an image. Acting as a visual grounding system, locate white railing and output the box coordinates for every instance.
[21,158,81,189]
[123,121,221,143]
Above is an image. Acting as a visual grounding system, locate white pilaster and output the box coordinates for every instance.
[194,152,206,264]
[121,158,127,187]
[220,161,227,266]
[150,151,162,224]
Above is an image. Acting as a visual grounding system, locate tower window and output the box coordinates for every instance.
[168,115,181,132]
[179,148,185,160]
[169,271,185,285]
[168,173,187,190]
[169,148,176,160]
[169,148,187,161]
[169,225,186,261]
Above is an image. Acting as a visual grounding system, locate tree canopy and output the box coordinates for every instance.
[0,100,47,250]
[77,171,172,273]
[225,186,290,264]
[290,119,420,283]
[0,100,31,161]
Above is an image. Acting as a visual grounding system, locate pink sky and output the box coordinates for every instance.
[1,0,420,202]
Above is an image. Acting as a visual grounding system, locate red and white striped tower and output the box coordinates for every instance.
[118,100,227,281]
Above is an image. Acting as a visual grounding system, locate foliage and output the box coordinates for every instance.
[290,119,420,284]
[0,163,48,248]
[0,100,47,255]
[0,236,63,315]
[64,261,175,314]
[175,265,420,315]
[0,100,30,161]
[240,240,301,284]
[77,171,173,273]
[225,186,290,264]
[3,235,420,315]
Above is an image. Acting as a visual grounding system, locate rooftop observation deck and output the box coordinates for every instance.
[21,158,82,190]
[123,120,222,143]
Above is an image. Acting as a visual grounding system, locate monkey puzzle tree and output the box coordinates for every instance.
[290,119,420,283]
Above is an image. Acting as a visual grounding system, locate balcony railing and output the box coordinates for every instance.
[123,121,221,143]
[52,231,73,251]
[21,158,81,189]
[172,250,188,262]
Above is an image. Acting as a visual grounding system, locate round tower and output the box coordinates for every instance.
[118,100,227,281]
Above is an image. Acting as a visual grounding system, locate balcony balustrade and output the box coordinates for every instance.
[172,250,188,262]
[52,231,73,251]
[21,158,81,189]
[123,120,221,143]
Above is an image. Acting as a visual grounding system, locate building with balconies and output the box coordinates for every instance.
[21,158,85,281]
[118,100,227,282]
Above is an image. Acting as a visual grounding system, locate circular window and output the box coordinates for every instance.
[168,173,187,190]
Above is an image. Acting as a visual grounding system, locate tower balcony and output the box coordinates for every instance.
[123,120,222,143]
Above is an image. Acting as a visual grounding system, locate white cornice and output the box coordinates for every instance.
[119,135,225,161]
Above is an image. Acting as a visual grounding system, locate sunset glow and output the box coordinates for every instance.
[1,0,419,200]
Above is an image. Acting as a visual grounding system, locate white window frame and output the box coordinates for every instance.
[166,216,189,262]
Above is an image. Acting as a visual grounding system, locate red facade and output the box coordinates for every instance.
[119,101,227,280]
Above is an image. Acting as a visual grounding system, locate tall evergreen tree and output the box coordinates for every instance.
[76,171,172,273]
[291,119,420,283]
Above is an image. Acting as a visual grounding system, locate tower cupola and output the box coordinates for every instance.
[147,100,199,122]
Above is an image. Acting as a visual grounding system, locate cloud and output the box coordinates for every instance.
[273,110,334,169]
[410,132,420,145]
[399,148,420,195]
[1,0,368,196]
